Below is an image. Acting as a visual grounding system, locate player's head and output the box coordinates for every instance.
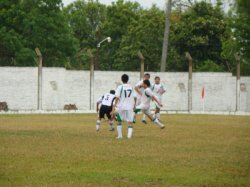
[142,79,150,88]
[143,73,150,80]
[155,76,160,84]
[121,74,129,83]
[110,90,115,95]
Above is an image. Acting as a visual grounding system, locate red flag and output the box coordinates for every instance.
[202,87,205,99]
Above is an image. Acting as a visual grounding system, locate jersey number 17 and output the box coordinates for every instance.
[124,89,132,98]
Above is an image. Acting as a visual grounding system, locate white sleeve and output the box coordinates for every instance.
[135,80,142,88]
[151,83,155,91]
[145,88,154,97]
[133,88,137,98]
[115,86,122,98]
[161,84,166,92]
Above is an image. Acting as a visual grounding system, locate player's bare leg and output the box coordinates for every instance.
[115,113,123,139]
[127,122,133,139]
[109,119,114,131]
[155,107,161,120]
[96,118,101,131]
[141,114,147,124]
[108,114,115,131]
[144,110,165,129]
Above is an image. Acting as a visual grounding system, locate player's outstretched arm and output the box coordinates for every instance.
[134,86,142,96]
[161,90,166,95]
[152,96,163,107]
[96,102,100,113]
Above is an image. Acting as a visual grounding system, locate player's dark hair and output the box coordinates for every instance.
[144,73,150,79]
[110,90,115,94]
[143,79,150,87]
[155,76,160,80]
[121,74,129,83]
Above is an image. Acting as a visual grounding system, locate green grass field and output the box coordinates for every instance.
[0,114,249,187]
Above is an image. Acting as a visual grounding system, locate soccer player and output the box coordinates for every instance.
[134,79,165,129]
[96,90,116,131]
[151,76,166,120]
[111,74,136,139]
[134,73,150,124]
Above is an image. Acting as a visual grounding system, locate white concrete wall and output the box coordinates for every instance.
[42,68,65,110]
[0,67,249,112]
[192,73,236,111]
[0,67,37,110]
[64,70,90,110]
[240,77,250,111]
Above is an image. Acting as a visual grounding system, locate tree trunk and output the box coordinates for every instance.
[160,0,172,72]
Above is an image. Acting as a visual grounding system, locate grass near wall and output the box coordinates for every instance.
[0,114,249,187]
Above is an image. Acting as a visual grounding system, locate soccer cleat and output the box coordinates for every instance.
[116,136,123,139]
[141,120,147,124]
[160,125,165,129]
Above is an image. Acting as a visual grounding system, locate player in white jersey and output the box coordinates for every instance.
[151,76,166,120]
[134,80,165,129]
[96,90,116,131]
[111,74,136,139]
[135,73,150,124]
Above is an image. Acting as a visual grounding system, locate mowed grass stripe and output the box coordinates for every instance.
[0,114,249,187]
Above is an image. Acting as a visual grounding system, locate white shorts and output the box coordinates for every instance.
[136,104,151,116]
[117,110,134,123]
[136,95,141,106]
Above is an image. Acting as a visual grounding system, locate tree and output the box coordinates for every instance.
[160,0,172,72]
[100,0,142,70]
[221,0,250,75]
[234,0,250,75]
[170,1,229,71]
[0,0,35,66]
[64,0,107,69]
[0,0,79,67]
[115,6,165,71]
[160,0,196,72]
[21,0,79,67]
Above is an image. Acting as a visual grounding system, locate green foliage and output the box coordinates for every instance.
[220,0,250,76]
[0,0,248,74]
[196,60,224,72]
[100,0,142,70]
[115,6,165,71]
[64,0,107,69]
[170,1,229,72]
[0,27,23,66]
[0,0,79,67]
[15,48,36,66]
[233,0,250,75]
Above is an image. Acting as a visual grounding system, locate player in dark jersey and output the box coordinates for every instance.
[96,90,116,131]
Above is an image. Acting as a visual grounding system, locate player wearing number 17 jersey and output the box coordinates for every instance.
[111,74,136,139]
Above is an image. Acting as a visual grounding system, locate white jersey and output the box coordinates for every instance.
[97,93,115,107]
[115,84,135,110]
[151,83,166,99]
[135,80,144,96]
[140,87,154,106]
